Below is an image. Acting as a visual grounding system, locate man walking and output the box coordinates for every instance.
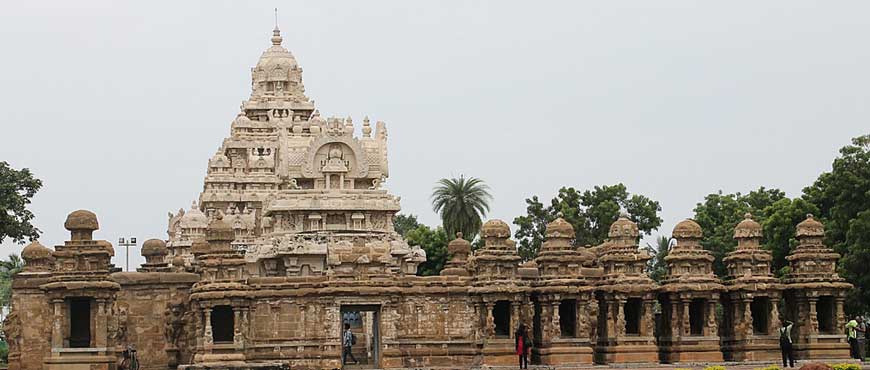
[342,323,358,366]
[847,316,860,360]
[779,319,796,368]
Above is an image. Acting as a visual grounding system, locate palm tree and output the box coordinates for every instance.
[431,176,493,240]
[0,254,24,314]
[645,236,671,283]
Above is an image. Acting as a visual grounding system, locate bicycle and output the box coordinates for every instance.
[119,345,139,370]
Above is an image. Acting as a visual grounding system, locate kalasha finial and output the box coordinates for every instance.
[556,211,564,218]
[456,232,463,239]
[271,9,283,46]
[744,212,753,219]
[806,213,814,219]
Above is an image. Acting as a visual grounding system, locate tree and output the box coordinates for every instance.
[0,162,42,245]
[392,213,421,237]
[645,235,671,283]
[692,187,786,277]
[802,134,870,315]
[405,225,449,276]
[0,254,24,317]
[431,176,492,241]
[760,198,819,276]
[513,184,662,261]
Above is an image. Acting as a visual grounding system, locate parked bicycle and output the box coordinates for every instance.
[119,345,139,370]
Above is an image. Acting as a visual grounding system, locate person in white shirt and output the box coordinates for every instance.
[779,320,796,368]
[342,323,358,365]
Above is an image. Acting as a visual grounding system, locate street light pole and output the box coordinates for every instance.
[118,237,137,272]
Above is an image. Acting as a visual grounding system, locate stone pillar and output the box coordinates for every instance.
[203,308,214,346]
[742,299,753,338]
[682,299,691,336]
[769,299,781,337]
[835,298,846,334]
[51,299,63,349]
[808,298,818,336]
[670,299,680,339]
[233,307,243,347]
[706,301,718,337]
[511,301,520,335]
[551,301,561,339]
[95,299,107,348]
[643,299,655,337]
[616,299,626,337]
[485,302,495,338]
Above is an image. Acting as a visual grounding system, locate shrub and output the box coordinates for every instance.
[704,366,727,370]
[830,364,860,370]
[753,366,782,370]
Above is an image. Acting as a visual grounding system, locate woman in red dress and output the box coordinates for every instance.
[515,323,530,369]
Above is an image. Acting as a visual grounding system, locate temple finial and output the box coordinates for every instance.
[271,8,282,46]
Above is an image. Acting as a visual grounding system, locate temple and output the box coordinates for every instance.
[4,26,855,370]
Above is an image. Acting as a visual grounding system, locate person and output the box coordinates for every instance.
[779,319,796,368]
[847,316,860,360]
[857,316,867,361]
[515,323,531,369]
[342,323,358,365]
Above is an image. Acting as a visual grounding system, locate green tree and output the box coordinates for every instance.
[0,162,42,244]
[392,213,421,237]
[692,187,786,277]
[0,254,23,311]
[513,184,662,261]
[405,225,449,276]
[802,134,870,314]
[431,176,492,241]
[761,198,819,276]
[645,235,671,283]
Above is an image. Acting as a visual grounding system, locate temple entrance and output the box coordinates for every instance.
[211,305,234,343]
[751,297,769,334]
[817,296,835,334]
[689,299,705,336]
[625,298,642,335]
[68,297,91,348]
[340,305,381,369]
[493,301,511,337]
[559,299,577,338]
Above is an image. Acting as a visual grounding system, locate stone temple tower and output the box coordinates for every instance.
[165,26,425,278]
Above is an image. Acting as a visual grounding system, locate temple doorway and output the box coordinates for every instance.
[340,305,381,369]
[68,297,91,348]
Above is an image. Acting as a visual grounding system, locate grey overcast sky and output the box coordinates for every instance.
[1,1,868,270]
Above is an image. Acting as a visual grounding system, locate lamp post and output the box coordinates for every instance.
[118,237,137,272]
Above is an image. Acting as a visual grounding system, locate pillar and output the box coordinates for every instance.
[551,301,561,339]
[706,301,718,336]
[743,299,753,338]
[233,307,243,346]
[203,307,213,346]
[485,302,495,338]
[835,297,846,334]
[51,299,63,349]
[616,299,626,337]
[671,299,680,339]
[643,299,655,337]
[682,299,691,336]
[95,299,107,348]
[808,298,818,336]
[511,301,520,335]
[769,299,781,336]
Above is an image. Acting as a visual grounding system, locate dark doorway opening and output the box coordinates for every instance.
[211,305,235,343]
[689,299,705,336]
[625,298,642,335]
[69,297,91,348]
[340,304,381,369]
[493,301,511,337]
[559,299,577,337]
[751,297,769,334]
[817,296,835,334]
